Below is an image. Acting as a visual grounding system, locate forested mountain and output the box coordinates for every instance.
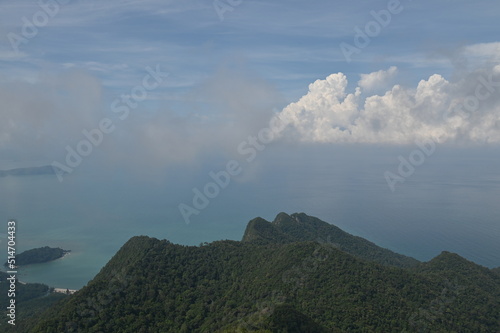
[21,213,500,332]
[242,212,420,268]
[0,271,67,332]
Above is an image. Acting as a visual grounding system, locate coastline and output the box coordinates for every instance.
[0,272,78,293]
[53,287,78,295]
[1,249,79,293]
[60,251,71,260]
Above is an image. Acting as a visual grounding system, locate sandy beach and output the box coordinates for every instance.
[53,288,78,295]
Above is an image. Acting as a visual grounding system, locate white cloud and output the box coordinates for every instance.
[358,66,397,93]
[275,65,500,144]
[464,42,500,63]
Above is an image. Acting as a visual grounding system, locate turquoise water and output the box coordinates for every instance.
[1,145,499,289]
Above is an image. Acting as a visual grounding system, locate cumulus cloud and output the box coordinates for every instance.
[275,64,500,145]
[358,66,397,93]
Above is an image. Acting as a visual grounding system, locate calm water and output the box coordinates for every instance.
[1,145,499,289]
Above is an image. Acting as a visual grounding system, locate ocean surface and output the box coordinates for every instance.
[1,144,499,289]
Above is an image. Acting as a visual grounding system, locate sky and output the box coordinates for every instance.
[1,1,500,268]
[1,0,500,169]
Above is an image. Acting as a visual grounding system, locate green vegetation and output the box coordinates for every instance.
[25,213,500,332]
[4,246,70,267]
[0,271,68,332]
[243,212,420,268]
[265,305,329,333]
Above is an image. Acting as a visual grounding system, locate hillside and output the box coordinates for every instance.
[243,212,420,268]
[26,213,500,332]
[0,271,68,332]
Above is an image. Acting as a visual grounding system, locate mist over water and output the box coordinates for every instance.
[1,144,499,289]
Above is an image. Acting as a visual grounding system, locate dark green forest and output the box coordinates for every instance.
[4,246,70,267]
[6,213,500,332]
[0,271,68,332]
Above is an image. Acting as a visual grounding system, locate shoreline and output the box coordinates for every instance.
[0,272,79,293]
[60,251,71,260]
[2,248,72,269]
[53,287,78,295]
[1,250,79,293]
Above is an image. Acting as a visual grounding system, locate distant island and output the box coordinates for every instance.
[4,246,70,267]
[0,165,66,178]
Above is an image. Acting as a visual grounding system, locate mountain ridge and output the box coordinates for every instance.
[21,212,500,332]
[243,212,420,268]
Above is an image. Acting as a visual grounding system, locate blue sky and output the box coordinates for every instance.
[2,0,499,96]
[1,0,500,165]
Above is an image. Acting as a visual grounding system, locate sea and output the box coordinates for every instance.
[1,144,499,290]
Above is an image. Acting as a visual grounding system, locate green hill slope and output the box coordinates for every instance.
[0,271,68,332]
[243,212,420,268]
[28,213,500,332]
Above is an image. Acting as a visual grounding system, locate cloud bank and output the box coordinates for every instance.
[0,70,103,163]
[276,64,500,145]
